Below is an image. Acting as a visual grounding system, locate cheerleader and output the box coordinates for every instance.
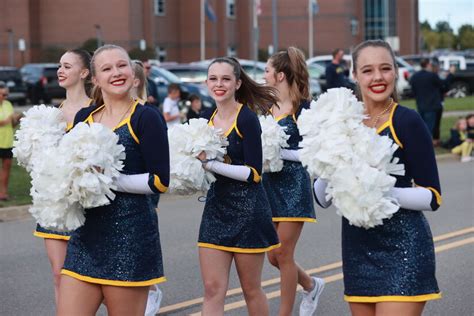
[197,57,280,316]
[57,45,169,315]
[262,47,324,316]
[32,49,92,306]
[314,40,442,316]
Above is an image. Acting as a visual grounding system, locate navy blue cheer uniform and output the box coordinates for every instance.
[62,101,170,286]
[198,104,280,253]
[33,100,92,241]
[332,104,442,302]
[262,101,316,223]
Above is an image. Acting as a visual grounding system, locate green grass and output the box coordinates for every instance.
[402,96,474,112]
[0,159,32,208]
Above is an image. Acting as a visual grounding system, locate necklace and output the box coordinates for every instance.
[370,98,393,128]
[98,100,134,127]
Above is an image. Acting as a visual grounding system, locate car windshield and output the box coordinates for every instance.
[168,69,207,83]
[308,64,324,78]
[150,67,181,83]
[0,70,22,81]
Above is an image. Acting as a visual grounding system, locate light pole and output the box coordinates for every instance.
[6,28,14,66]
[94,24,102,48]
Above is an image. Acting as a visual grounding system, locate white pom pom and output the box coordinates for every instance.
[26,122,125,231]
[259,115,289,173]
[298,88,405,229]
[168,118,228,195]
[13,105,66,171]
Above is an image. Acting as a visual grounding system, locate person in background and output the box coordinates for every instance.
[442,117,468,150]
[409,58,444,141]
[131,59,164,316]
[0,81,22,201]
[325,48,352,90]
[431,60,455,147]
[163,83,182,128]
[451,114,473,162]
[143,61,159,108]
[186,94,202,122]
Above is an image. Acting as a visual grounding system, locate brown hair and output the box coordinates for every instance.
[132,60,147,100]
[269,47,310,112]
[66,49,92,97]
[207,57,278,114]
[351,40,399,102]
[90,44,133,106]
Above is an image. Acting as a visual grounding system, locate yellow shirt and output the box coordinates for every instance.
[0,100,14,149]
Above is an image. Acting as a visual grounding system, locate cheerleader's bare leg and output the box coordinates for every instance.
[375,301,425,316]
[235,252,269,316]
[199,247,233,316]
[57,275,103,316]
[44,239,68,306]
[350,302,376,316]
[267,222,308,315]
[102,285,149,315]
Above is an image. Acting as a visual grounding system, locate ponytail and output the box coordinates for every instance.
[269,46,310,113]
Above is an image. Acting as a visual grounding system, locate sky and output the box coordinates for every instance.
[419,0,473,33]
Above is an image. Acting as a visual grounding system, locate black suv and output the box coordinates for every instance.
[0,66,27,105]
[20,63,65,104]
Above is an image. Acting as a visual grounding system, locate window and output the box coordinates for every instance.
[364,0,396,40]
[226,0,236,18]
[156,47,167,62]
[154,0,165,16]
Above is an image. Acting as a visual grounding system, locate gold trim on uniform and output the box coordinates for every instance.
[198,242,281,253]
[61,269,166,287]
[344,292,442,303]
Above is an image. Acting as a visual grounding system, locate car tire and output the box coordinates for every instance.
[448,81,469,98]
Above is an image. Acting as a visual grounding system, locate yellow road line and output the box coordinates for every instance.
[190,236,474,315]
[433,226,474,242]
[160,226,474,314]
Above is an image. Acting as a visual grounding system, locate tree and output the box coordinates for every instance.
[39,46,65,62]
[420,20,432,31]
[435,21,453,33]
[81,38,100,54]
[457,24,474,49]
[128,47,156,60]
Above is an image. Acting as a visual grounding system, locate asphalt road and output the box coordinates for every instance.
[1,159,473,316]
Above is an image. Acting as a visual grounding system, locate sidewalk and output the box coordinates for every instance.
[443,110,473,118]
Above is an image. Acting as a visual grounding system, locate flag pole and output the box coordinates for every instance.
[308,0,313,58]
[200,0,205,61]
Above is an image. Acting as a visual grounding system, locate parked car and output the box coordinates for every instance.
[160,64,208,84]
[148,66,214,108]
[20,63,65,104]
[306,55,415,98]
[0,66,27,105]
[307,63,327,91]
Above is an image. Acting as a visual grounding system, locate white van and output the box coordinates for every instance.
[306,55,415,97]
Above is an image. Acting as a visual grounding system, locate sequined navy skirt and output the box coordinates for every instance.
[262,160,316,223]
[34,224,71,240]
[198,180,280,253]
[62,193,165,286]
[342,209,441,302]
